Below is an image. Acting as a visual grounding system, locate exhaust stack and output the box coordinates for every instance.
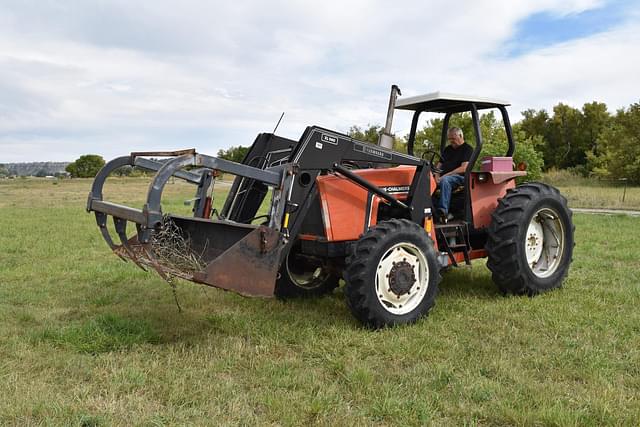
[378,84,401,149]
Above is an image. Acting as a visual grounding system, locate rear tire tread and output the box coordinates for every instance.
[486,182,575,296]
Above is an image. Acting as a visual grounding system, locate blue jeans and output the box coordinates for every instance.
[436,174,465,215]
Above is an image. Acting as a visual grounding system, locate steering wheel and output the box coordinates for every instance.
[422,149,443,175]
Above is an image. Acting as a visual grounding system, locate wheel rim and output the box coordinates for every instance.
[375,243,429,315]
[525,207,565,278]
[286,253,330,290]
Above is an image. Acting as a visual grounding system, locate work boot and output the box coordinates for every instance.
[438,208,454,223]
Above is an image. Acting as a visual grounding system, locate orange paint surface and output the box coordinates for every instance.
[469,172,515,229]
[314,168,516,242]
[316,166,436,242]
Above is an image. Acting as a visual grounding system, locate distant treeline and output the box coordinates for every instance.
[0,162,70,177]
[345,99,640,184]
[519,101,640,183]
[7,99,640,184]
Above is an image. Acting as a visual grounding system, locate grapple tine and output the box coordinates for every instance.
[100,225,128,262]
[140,243,171,282]
[113,217,148,272]
[94,212,127,262]
[131,223,170,280]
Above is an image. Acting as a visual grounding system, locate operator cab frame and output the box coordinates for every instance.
[394,92,516,224]
[395,91,514,158]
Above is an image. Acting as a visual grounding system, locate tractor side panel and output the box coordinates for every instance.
[317,166,434,242]
[470,173,516,229]
[316,177,369,241]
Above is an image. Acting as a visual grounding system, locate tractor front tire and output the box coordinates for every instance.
[344,219,440,328]
[486,182,574,295]
[274,243,339,299]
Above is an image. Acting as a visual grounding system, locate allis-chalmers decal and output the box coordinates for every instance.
[380,185,410,193]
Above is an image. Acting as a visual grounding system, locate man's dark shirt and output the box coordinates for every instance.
[440,143,473,175]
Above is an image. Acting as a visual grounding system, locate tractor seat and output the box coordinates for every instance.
[432,184,465,198]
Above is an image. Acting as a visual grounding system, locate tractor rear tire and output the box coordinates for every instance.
[274,243,339,298]
[486,182,574,295]
[344,219,440,328]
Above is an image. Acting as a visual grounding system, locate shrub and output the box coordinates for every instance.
[66,155,106,178]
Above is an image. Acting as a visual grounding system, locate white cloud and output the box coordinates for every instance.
[0,0,638,162]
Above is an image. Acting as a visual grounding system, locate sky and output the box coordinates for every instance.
[1,0,639,163]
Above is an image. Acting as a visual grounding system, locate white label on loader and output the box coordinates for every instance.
[315,142,323,149]
[321,134,338,144]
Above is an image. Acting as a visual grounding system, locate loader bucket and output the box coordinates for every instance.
[87,150,291,297]
[118,217,284,297]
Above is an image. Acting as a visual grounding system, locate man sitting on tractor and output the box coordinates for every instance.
[435,127,473,221]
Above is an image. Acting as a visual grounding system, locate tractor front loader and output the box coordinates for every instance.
[88,88,574,328]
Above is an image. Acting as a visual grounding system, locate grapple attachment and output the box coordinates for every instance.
[87,149,291,297]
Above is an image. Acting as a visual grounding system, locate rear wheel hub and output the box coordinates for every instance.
[526,208,565,278]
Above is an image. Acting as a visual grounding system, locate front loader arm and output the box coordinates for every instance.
[283,126,432,241]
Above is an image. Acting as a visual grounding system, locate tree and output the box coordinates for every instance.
[113,165,133,177]
[581,101,611,156]
[520,109,550,142]
[0,164,8,178]
[408,111,544,181]
[486,128,545,182]
[412,112,500,156]
[348,124,406,152]
[543,104,584,170]
[217,146,249,163]
[519,102,614,175]
[65,155,105,178]
[475,112,544,181]
[412,117,446,154]
[590,102,640,184]
[348,124,382,145]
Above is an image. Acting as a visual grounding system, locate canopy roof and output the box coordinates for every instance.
[394,91,510,113]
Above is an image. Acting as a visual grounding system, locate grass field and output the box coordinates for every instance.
[541,170,640,210]
[1,178,639,425]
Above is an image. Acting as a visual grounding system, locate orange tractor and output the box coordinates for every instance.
[88,87,574,328]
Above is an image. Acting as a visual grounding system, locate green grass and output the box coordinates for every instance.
[32,314,161,354]
[553,185,639,210]
[541,170,640,210]
[0,178,639,425]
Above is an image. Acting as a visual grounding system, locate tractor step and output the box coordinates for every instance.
[435,220,472,267]
[434,220,466,227]
[435,220,466,234]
